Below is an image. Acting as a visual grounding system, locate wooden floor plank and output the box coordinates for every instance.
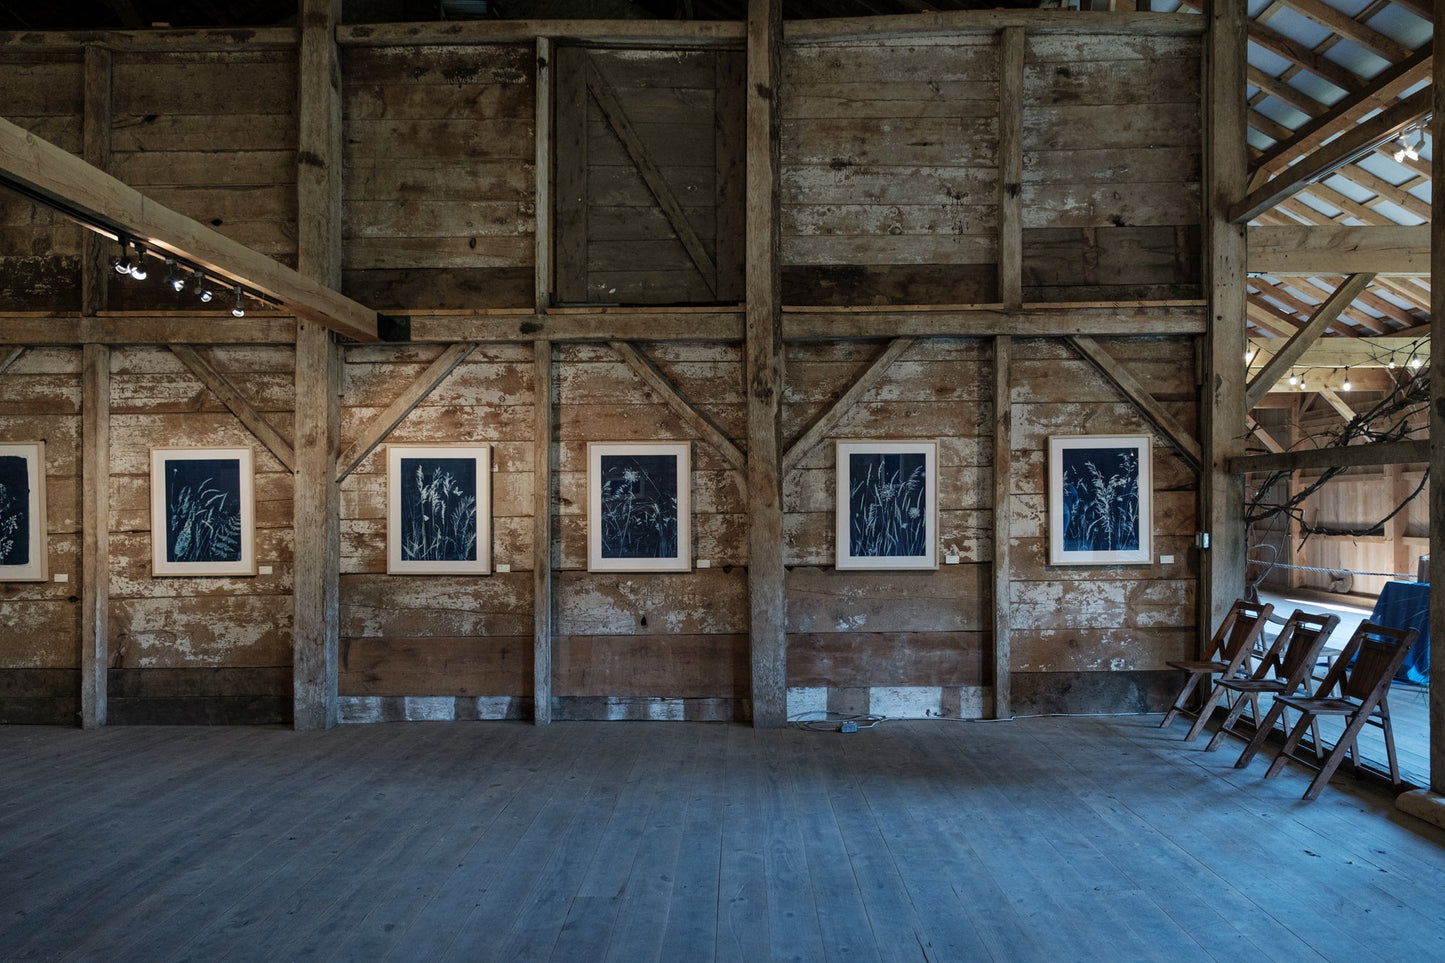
[0,716,1441,962]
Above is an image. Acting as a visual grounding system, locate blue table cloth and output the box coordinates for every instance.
[1369,581,1430,685]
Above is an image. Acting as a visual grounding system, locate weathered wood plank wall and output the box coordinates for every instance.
[1020,35,1202,303]
[783,338,992,719]
[100,346,296,723]
[340,44,535,310]
[0,53,84,310]
[780,37,1001,306]
[1009,336,1199,713]
[0,22,1208,725]
[0,348,82,722]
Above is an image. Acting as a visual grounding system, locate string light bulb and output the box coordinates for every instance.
[1341,368,1351,392]
[231,286,246,318]
[1409,353,1423,370]
[1288,371,1299,386]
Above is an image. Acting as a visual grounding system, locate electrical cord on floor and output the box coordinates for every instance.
[788,711,887,732]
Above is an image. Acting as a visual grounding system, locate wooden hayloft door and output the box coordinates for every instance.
[553,47,745,305]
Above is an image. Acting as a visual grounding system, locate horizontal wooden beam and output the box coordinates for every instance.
[4,304,1210,345]
[1249,336,1431,370]
[338,20,746,46]
[1229,439,1429,474]
[1230,88,1433,224]
[1248,225,1430,277]
[782,305,1207,339]
[0,117,381,343]
[785,10,1204,41]
[0,26,298,50]
[0,315,298,344]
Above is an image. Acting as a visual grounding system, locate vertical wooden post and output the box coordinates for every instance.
[1427,3,1445,797]
[535,37,553,313]
[81,344,109,728]
[81,45,111,316]
[992,336,1012,719]
[746,0,786,728]
[1203,0,1248,633]
[293,0,343,730]
[998,27,1024,311]
[533,340,554,724]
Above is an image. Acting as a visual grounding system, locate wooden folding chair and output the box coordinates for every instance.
[1239,621,1417,801]
[1202,608,1339,753]
[1159,598,1273,739]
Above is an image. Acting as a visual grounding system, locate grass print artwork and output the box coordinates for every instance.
[164,459,243,564]
[151,447,254,576]
[398,458,478,563]
[599,454,678,560]
[588,442,690,572]
[835,441,937,570]
[1049,435,1151,566]
[0,453,31,568]
[848,451,929,558]
[0,442,46,581]
[386,446,490,575]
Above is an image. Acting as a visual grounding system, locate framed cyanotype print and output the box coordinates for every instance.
[588,442,691,572]
[1048,434,1152,566]
[0,441,47,581]
[835,440,937,570]
[387,445,490,575]
[151,447,255,576]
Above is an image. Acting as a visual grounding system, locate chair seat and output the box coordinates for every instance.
[1275,695,1363,716]
[1215,678,1287,695]
[1166,659,1229,673]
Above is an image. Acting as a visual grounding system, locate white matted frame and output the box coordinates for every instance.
[835,439,938,570]
[588,441,691,572]
[387,444,491,575]
[1048,434,1152,566]
[0,441,47,581]
[151,446,256,577]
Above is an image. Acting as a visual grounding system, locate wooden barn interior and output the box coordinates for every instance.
[2,0,1445,957]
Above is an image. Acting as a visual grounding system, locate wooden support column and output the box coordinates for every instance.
[535,37,552,312]
[1416,3,1445,806]
[81,344,109,728]
[81,45,111,316]
[1203,0,1249,632]
[746,0,786,728]
[992,336,1012,719]
[998,27,1024,310]
[293,0,343,730]
[533,341,554,725]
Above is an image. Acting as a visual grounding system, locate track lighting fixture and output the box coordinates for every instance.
[192,270,214,303]
[164,258,186,292]
[231,286,246,318]
[129,243,148,280]
[112,237,134,275]
[1394,125,1423,164]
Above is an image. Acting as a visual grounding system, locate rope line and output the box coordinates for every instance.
[1251,559,1418,580]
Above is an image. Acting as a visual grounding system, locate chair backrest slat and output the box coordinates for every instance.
[1324,621,1417,705]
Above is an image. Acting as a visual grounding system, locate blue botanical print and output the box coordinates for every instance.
[164,458,242,563]
[1060,446,1141,553]
[599,454,678,559]
[0,454,30,566]
[849,451,928,558]
[399,457,478,563]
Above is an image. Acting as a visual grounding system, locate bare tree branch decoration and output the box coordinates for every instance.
[1245,365,1429,549]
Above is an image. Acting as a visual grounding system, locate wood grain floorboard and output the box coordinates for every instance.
[1,716,1443,962]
